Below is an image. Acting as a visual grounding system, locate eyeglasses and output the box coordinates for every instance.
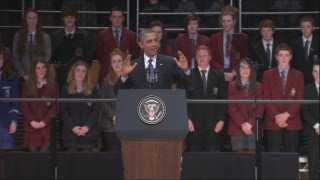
[239,65,250,70]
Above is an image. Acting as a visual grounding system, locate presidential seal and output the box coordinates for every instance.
[137,95,166,125]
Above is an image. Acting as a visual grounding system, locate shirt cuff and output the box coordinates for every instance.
[120,76,128,83]
[313,123,319,129]
[184,69,191,76]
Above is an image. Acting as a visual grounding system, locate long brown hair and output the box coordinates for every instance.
[66,61,93,95]
[17,8,44,60]
[149,21,171,54]
[106,48,125,86]
[235,57,257,93]
[24,58,55,97]
[0,43,13,80]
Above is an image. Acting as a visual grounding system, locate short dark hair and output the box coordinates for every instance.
[61,6,78,18]
[258,19,275,31]
[111,6,124,14]
[314,59,319,67]
[184,13,200,28]
[275,43,292,55]
[300,16,315,27]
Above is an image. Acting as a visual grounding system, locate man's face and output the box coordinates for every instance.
[110,11,124,28]
[312,65,319,83]
[187,20,199,34]
[276,50,292,68]
[139,32,159,57]
[221,15,236,32]
[260,27,274,41]
[301,21,314,38]
[63,15,76,29]
[195,49,211,69]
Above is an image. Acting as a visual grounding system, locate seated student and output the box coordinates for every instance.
[175,13,211,69]
[61,61,99,151]
[148,21,174,57]
[0,44,19,151]
[51,6,96,87]
[291,16,319,85]
[12,8,51,82]
[302,59,319,180]
[99,48,124,152]
[262,43,304,152]
[228,57,264,152]
[174,0,199,12]
[254,19,282,82]
[186,45,226,152]
[210,5,249,82]
[21,58,59,152]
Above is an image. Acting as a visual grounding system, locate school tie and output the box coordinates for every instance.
[201,70,207,95]
[266,43,271,68]
[115,29,120,47]
[243,83,249,96]
[225,34,231,57]
[280,70,286,95]
[28,34,33,60]
[67,33,73,38]
[190,38,196,58]
[304,40,310,61]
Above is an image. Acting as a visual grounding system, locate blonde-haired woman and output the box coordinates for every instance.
[99,48,124,151]
[21,58,59,152]
[61,61,99,151]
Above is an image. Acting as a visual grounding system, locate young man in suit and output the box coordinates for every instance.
[96,6,139,82]
[254,19,282,82]
[175,13,211,69]
[117,28,189,89]
[291,16,319,85]
[210,5,249,82]
[186,45,226,152]
[262,43,304,152]
[302,60,319,180]
[51,6,96,87]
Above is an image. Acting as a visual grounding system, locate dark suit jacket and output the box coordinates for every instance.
[116,54,185,89]
[253,38,282,82]
[290,34,319,84]
[96,28,139,82]
[210,32,249,71]
[302,82,319,136]
[228,81,264,136]
[186,68,227,131]
[175,32,211,67]
[262,67,304,131]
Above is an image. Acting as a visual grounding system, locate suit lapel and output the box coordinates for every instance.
[218,32,224,60]
[272,68,284,96]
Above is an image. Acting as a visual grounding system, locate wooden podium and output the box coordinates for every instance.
[116,90,188,179]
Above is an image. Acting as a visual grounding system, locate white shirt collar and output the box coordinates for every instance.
[65,28,75,35]
[144,54,157,68]
[262,39,273,47]
[198,66,210,79]
[315,81,319,89]
[302,35,313,43]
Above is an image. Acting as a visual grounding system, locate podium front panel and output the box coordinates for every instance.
[115,89,188,139]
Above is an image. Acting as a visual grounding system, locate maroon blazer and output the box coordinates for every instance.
[175,32,211,67]
[262,67,304,131]
[210,32,249,71]
[96,28,139,82]
[228,81,264,136]
[21,83,59,133]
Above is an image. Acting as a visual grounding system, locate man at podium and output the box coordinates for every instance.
[116,28,189,89]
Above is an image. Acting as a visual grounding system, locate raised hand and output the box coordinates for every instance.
[174,51,189,71]
[122,54,137,77]
[214,120,224,133]
[188,119,194,132]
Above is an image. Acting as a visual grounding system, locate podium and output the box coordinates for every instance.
[115,89,188,179]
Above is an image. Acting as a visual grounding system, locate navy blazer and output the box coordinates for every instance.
[302,82,319,136]
[117,54,185,89]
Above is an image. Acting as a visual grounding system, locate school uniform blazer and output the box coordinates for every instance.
[290,34,319,84]
[96,28,139,82]
[302,82,319,136]
[228,81,264,136]
[186,68,227,131]
[175,32,211,66]
[210,31,249,71]
[254,38,282,82]
[262,67,304,130]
